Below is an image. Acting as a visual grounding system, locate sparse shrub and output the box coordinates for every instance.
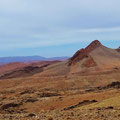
[47,115,53,120]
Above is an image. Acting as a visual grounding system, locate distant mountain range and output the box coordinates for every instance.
[0,56,69,64]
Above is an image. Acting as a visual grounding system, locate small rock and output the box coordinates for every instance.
[27,113,36,117]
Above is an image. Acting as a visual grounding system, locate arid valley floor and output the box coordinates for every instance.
[0,40,120,120]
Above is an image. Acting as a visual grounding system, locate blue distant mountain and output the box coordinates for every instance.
[0,56,69,64]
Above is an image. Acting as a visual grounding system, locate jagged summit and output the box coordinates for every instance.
[69,40,102,65]
[87,40,102,47]
[85,40,102,52]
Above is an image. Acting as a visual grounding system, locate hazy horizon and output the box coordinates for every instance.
[0,40,119,58]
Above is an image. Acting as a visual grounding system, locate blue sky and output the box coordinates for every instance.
[0,0,120,57]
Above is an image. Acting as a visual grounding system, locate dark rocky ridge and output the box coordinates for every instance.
[69,40,101,65]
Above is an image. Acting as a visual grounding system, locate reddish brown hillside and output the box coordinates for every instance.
[69,40,120,74]
[0,61,60,79]
[69,40,101,65]
[0,62,28,75]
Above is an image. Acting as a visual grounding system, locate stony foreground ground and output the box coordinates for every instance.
[0,107,120,120]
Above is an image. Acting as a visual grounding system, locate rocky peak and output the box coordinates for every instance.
[69,40,102,65]
[85,40,102,52]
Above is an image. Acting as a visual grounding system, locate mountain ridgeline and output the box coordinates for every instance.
[0,40,120,79]
[0,56,69,64]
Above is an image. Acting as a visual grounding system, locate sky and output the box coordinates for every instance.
[0,0,120,57]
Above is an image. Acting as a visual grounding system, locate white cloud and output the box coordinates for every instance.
[75,27,120,33]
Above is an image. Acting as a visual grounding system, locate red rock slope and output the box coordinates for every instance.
[69,40,120,74]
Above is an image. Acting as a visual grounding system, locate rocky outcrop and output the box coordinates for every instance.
[64,100,97,110]
[82,56,97,67]
[69,40,101,66]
